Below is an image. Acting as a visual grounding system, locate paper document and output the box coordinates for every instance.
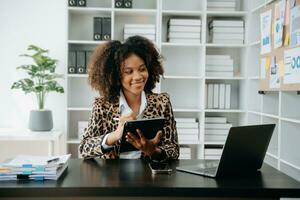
[269,56,280,88]
[274,0,286,48]
[284,47,300,84]
[290,5,300,48]
[261,10,272,54]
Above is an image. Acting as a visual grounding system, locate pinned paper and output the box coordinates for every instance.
[284,33,290,46]
[290,5,300,48]
[284,47,300,84]
[274,0,286,48]
[269,56,280,88]
[261,10,272,54]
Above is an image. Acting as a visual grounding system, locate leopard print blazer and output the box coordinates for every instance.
[79,92,179,160]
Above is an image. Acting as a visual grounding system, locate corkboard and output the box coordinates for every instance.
[259,0,300,92]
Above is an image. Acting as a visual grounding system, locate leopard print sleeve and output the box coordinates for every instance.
[159,93,180,160]
[78,98,119,159]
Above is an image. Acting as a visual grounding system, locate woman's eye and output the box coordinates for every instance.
[124,70,132,74]
[140,67,147,72]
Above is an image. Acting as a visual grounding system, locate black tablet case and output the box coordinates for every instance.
[120,118,165,152]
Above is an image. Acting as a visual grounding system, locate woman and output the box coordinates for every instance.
[79,36,179,161]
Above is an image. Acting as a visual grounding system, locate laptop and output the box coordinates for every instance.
[176,124,275,178]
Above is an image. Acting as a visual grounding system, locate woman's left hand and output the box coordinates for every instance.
[126,129,162,156]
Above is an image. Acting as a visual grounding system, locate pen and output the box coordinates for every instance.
[47,157,59,164]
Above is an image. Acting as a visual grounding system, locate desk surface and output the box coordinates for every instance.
[0,159,300,198]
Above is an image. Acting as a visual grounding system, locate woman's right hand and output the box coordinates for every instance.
[106,112,136,145]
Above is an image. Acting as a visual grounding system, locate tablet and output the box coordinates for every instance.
[120,117,165,153]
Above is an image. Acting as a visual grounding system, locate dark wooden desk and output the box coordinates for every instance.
[0,159,300,199]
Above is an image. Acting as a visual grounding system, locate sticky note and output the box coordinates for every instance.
[278,60,284,77]
[266,57,271,70]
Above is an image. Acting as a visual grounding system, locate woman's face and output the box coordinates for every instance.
[121,53,149,97]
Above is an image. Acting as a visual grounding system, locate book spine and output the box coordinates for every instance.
[205,123,232,129]
[168,25,201,32]
[169,19,202,26]
[225,84,231,109]
[168,32,201,38]
[93,17,102,41]
[207,84,214,109]
[205,117,227,123]
[219,84,225,109]
[213,84,219,108]
[102,17,111,40]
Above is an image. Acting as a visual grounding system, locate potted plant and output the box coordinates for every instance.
[11,45,64,131]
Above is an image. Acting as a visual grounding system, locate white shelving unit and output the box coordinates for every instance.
[66,0,300,181]
[246,0,300,182]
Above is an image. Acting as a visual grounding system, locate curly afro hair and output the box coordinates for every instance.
[88,36,164,103]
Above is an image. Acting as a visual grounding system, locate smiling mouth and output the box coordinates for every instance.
[131,81,144,85]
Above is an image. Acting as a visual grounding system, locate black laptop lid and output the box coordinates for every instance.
[216,124,275,177]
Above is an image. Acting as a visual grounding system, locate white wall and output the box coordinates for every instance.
[0,0,67,133]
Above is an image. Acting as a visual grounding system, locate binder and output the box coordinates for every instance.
[76,51,86,74]
[102,17,111,40]
[68,51,76,74]
[115,0,123,8]
[68,0,77,6]
[124,0,132,8]
[85,50,93,71]
[77,0,86,7]
[93,17,102,41]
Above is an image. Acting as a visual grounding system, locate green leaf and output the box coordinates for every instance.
[11,44,64,104]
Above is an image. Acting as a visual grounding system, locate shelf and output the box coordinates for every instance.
[173,108,202,112]
[161,42,202,47]
[114,8,157,16]
[68,40,107,45]
[281,117,300,125]
[205,43,246,48]
[205,109,245,113]
[248,40,260,46]
[260,112,279,119]
[206,11,247,16]
[266,152,279,160]
[205,76,245,80]
[67,107,92,111]
[68,7,112,14]
[162,10,202,16]
[251,2,268,13]
[164,75,202,80]
[67,74,88,78]
[248,76,260,80]
[180,141,201,145]
[67,139,80,144]
[280,159,300,171]
[248,110,262,116]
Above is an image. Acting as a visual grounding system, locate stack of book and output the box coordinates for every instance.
[209,19,244,44]
[205,117,232,144]
[206,55,234,77]
[207,0,236,11]
[206,83,231,109]
[179,146,192,159]
[0,154,71,181]
[176,118,199,144]
[124,24,156,41]
[204,145,223,160]
[167,18,201,43]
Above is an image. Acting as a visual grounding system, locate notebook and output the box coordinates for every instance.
[176,124,275,178]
